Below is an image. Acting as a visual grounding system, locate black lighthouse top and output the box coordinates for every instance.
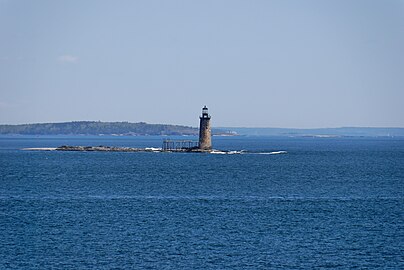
[200,106,211,119]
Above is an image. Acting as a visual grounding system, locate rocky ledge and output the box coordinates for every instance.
[55,145,212,153]
[56,145,161,152]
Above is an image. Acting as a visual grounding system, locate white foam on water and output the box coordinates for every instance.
[210,150,228,154]
[21,148,57,151]
[256,151,287,155]
[210,150,246,154]
[227,150,245,154]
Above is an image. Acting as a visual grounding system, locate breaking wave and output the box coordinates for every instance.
[210,150,287,155]
[256,151,288,155]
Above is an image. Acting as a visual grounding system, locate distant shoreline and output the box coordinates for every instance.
[1,121,404,137]
[218,127,404,137]
[0,121,233,137]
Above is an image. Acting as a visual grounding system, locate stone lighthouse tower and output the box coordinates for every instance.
[199,106,212,150]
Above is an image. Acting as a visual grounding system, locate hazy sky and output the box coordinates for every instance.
[1,0,403,128]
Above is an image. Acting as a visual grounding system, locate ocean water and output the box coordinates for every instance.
[0,135,403,269]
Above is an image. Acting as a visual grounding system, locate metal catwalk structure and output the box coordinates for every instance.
[162,140,199,151]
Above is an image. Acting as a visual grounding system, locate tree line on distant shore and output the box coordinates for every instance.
[0,121,199,135]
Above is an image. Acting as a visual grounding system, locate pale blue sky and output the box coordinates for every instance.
[1,0,403,127]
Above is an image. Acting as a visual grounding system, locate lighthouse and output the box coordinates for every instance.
[199,106,212,150]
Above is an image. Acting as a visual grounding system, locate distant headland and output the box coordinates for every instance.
[1,121,403,138]
[0,120,231,136]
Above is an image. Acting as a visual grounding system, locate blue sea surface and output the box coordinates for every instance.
[0,135,403,269]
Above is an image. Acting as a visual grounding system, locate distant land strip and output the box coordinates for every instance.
[220,127,404,137]
[0,121,403,137]
[0,121,197,136]
[0,121,229,136]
